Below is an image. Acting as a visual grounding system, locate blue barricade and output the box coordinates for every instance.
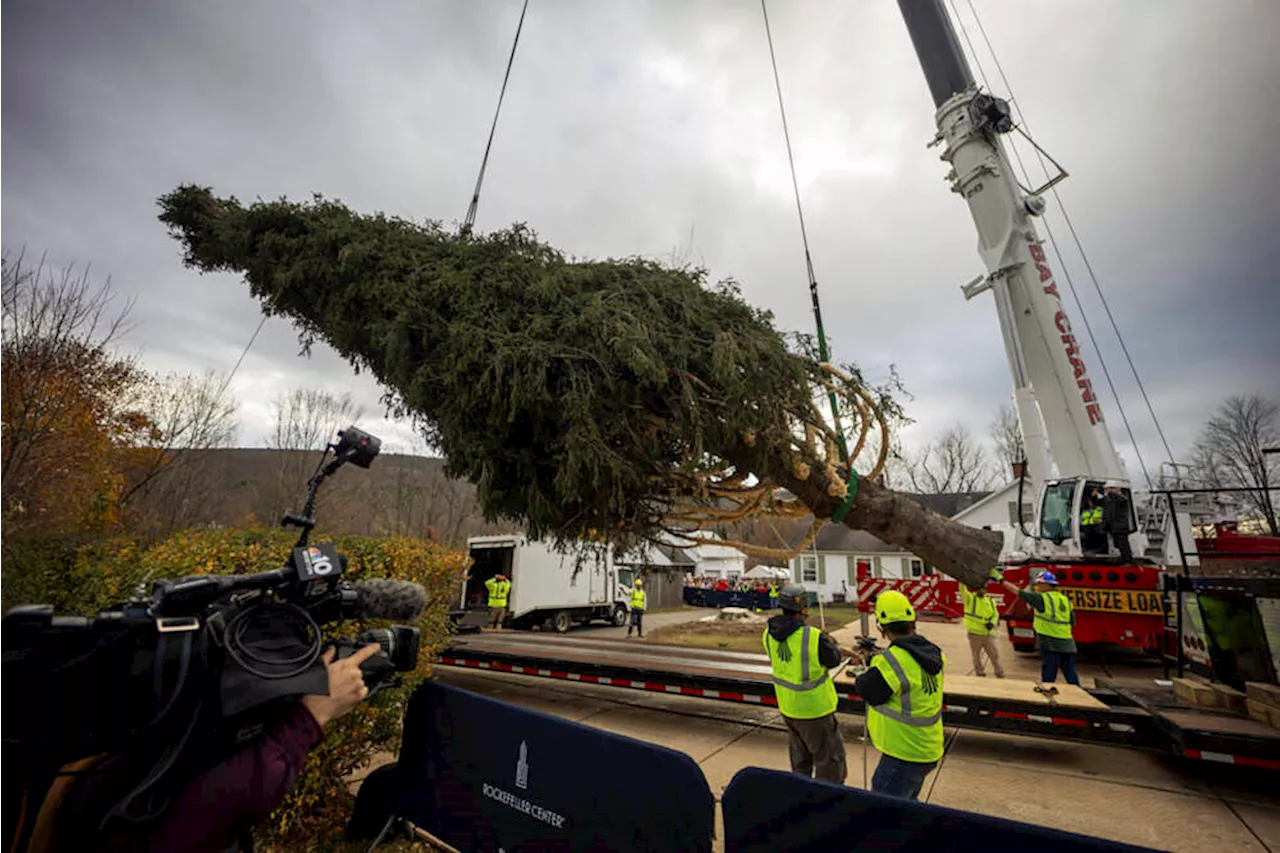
[396,680,715,851]
[721,767,1158,853]
[683,588,774,610]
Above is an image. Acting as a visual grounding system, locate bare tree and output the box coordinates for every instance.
[124,370,240,529]
[1192,394,1279,535]
[269,388,364,452]
[903,424,995,494]
[1,251,146,529]
[988,404,1026,481]
[265,388,365,520]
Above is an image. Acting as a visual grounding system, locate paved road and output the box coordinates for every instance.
[433,666,1280,853]
[582,607,717,639]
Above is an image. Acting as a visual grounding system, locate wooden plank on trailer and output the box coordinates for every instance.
[1162,709,1280,738]
[1173,677,1220,708]
[1245,681,1280,707]
[943,674,1109,709]
[1246,699,1280,730]
[1210,682,1247,713]
[454,632,770,664]
[833,670,1107,709]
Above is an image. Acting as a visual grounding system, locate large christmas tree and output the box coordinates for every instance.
[159,186,1000,588]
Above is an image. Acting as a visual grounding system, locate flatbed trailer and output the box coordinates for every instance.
[438,632,1280,770]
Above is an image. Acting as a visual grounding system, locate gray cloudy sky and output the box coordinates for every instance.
[4,0,1278,474]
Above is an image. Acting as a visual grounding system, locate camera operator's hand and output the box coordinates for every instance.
[301,643,382,728]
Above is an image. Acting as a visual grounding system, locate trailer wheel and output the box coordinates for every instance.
[552,610,573,633]
[611,604,628,627]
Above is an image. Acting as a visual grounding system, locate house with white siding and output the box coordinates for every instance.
[785,492,991,604]
[624,532,747,581]
[685,536,748,580]
[950,480,1035,558]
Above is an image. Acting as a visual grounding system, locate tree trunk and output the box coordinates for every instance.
[770,450,1003,591]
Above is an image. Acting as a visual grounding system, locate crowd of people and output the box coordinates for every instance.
[683,575,786,594]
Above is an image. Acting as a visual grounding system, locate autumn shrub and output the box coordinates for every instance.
[2,534,85,614]
[2,527,469,847]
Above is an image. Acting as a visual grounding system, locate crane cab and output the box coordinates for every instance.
[1037,476,1138,562]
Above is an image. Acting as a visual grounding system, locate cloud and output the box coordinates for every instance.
[4,0,1277,477]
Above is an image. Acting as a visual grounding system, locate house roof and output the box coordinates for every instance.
[778,490,995,555]
[692,545,747,561]
[772,489,990,519]
[902,491,992,517]
[810,525,909,554]
[617,541,700,568]
[952,480,1020,520]
[657,544,697,567]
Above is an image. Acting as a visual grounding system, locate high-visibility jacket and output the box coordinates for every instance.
[866,645,946,764]
[763,625,838,720]
[768,585,778,598]
[961,588,999,636]
[485,577,511,608]
[1033,590,1074,641]
[630,588,647,611]
[1080,506,1102,526]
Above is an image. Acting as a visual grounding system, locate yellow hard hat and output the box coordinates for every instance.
[875,589,916,625]
[634,579,643,587]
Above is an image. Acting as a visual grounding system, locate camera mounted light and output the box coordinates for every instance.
[334,425,380,469]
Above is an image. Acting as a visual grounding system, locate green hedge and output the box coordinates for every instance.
[2,528,468,847]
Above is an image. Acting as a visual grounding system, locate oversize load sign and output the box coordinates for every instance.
[1057,586,1162,616]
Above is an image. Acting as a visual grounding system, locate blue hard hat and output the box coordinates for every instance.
[1037,570,1059,585]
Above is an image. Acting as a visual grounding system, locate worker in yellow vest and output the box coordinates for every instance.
[1080,488,1107,554]
[852,589,946,800]
[768,584,779,610]
[961,575,1004,678]
[484,573,511,630]
[1003,570,1079,685]
[763,583,847,784]
[627,578,647,638]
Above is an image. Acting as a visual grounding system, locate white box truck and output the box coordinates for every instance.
[457,534,630,633]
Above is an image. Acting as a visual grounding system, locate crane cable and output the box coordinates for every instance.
[215,314,268,403]
[760,0,859,522]
[462,0,530,237]
[947,0,1161,489]
[221,3,530,433]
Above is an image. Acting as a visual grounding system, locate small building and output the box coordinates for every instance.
[784,491,991,604]
[685,536,748,580]
[615,542,697,610]
[787,526,919,604]
[949,480,1035,558]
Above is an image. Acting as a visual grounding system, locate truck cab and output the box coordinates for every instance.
[1037,476,1139,561]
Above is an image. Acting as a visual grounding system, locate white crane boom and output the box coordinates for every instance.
[899,1,1126,490]
[895,0,1166,564]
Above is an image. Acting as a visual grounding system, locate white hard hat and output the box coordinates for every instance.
[1104,480,1121,489]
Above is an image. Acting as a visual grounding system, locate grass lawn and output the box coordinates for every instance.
[646,604,863,652]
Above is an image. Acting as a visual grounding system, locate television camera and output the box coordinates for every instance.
[3,425,427,840]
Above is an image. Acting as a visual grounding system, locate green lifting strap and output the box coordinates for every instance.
[762,0,860,525]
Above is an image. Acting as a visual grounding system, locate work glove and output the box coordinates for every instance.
[989,568,1004,583]
[985,621,994,631]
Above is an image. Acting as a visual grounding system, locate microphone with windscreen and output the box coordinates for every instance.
[333,579,429,691]
[350,579,429,621]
